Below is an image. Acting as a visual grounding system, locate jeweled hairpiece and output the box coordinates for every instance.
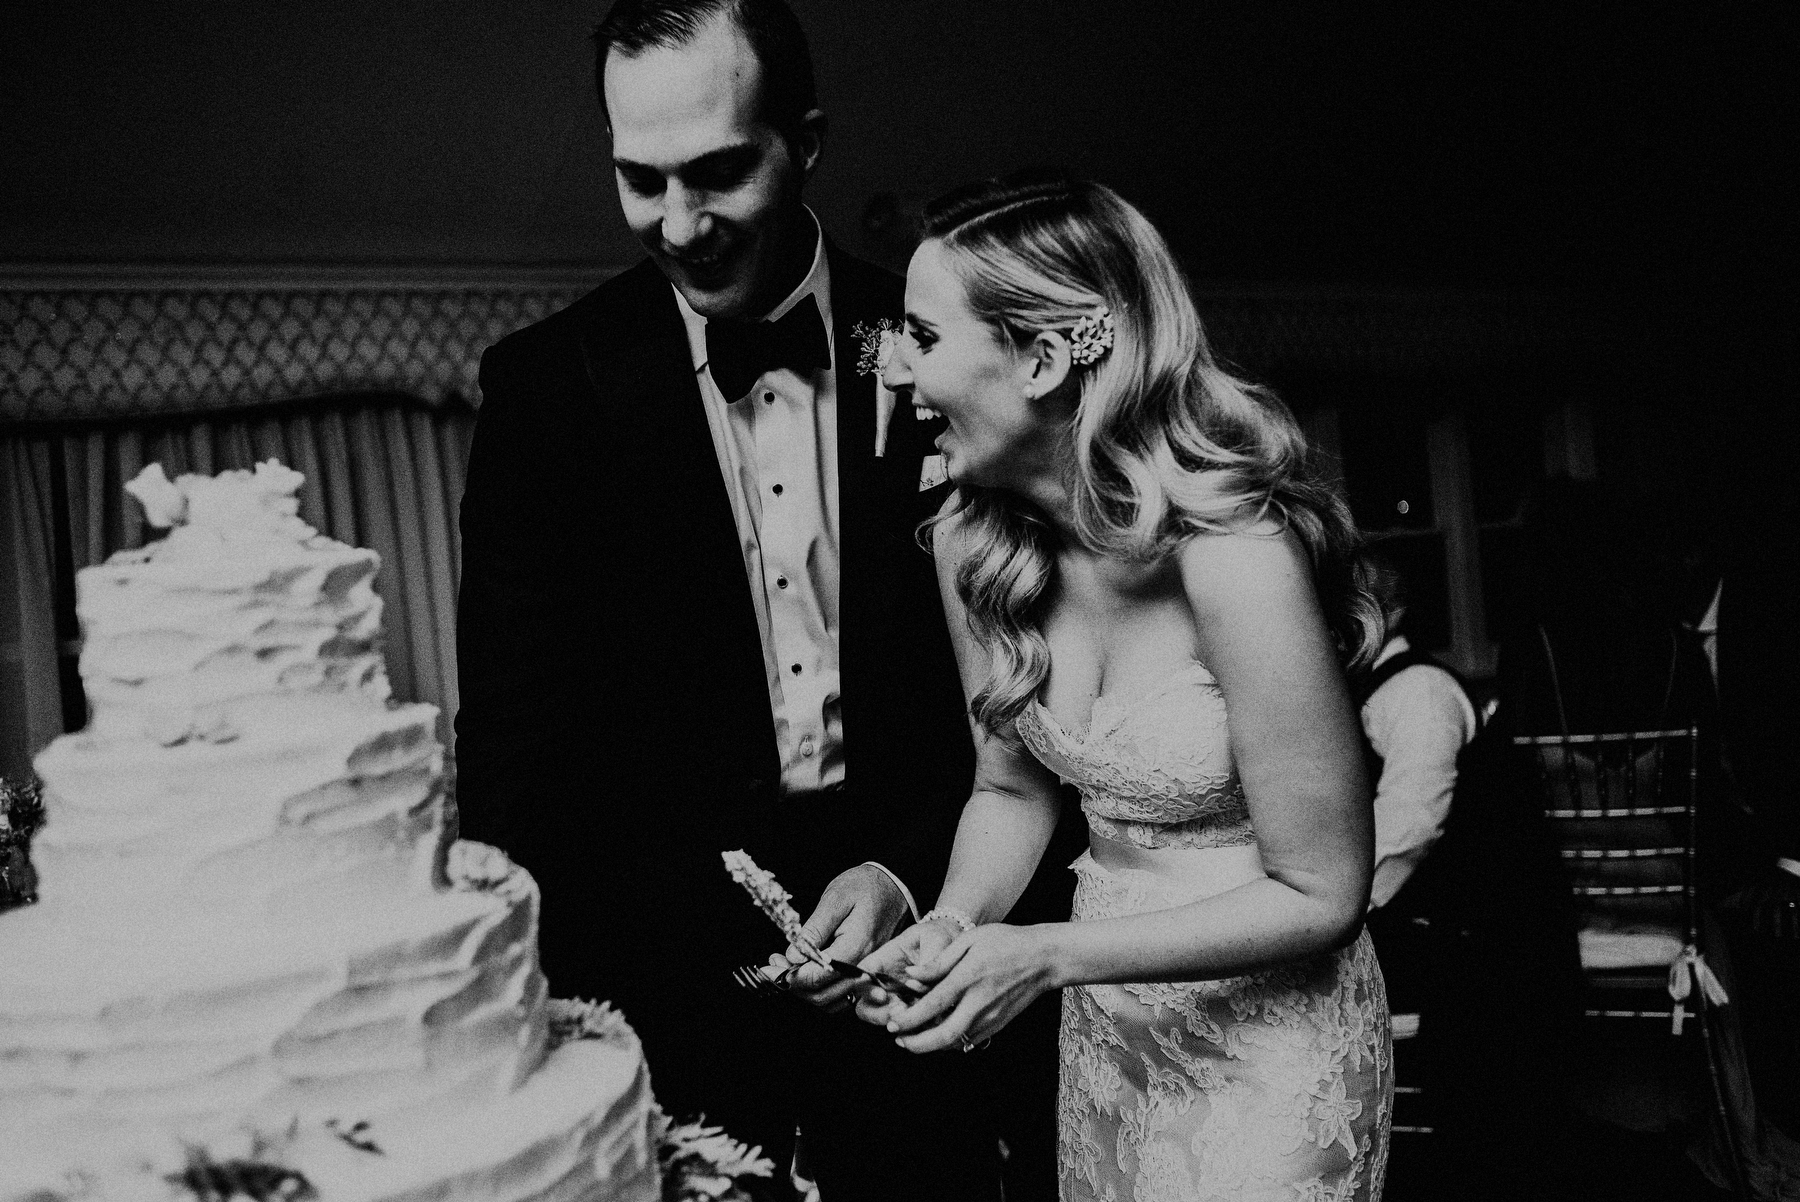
[1067,307,1115,366]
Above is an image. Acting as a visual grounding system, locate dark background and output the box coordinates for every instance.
[4,0,1791,681]
[2,1,1787,299]
[3,7,1792,1197]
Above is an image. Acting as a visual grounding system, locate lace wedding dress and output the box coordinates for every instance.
[1016,660,1393,1202]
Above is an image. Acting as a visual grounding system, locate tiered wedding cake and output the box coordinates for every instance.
[0,462,659,1202]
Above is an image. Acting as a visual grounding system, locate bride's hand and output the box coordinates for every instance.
[849,919,959,1027]
[882,923,1059,1054]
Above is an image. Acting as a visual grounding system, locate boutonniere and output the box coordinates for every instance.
[853,319,906,458]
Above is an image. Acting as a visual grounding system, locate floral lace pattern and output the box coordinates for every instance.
[1017,660,1392,1201]
[1057,859,1392,1202]
[1017,661,1254,851]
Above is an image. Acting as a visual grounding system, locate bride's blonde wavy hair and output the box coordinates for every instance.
[921,173,1382,733]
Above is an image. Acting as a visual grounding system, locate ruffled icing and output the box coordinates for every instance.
[0,462,657,1202]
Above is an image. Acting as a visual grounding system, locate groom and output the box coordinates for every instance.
[455,1,1006,1197]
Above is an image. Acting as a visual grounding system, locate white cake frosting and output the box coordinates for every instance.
[0,462,658,1202]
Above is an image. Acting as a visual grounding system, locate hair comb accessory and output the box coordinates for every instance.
[1067,307,1115,366]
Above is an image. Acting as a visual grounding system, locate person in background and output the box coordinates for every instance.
[1354,555,1584,1196]
[1354,562,1478,917]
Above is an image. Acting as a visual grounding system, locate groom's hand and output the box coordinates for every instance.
[778,865,911,1012]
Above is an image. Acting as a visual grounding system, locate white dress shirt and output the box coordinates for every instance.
[1362,636,1479,909]
[673,221,920,919]
[1697,578,1721,688]
[674,216,843,799]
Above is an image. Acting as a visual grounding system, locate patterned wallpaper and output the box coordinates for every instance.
[1,273,1638,424]
[0,284,589,423]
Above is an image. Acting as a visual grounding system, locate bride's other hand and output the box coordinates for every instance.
[883,923,1060,1054]
[850,919,959,1026]
[779,864,912,1012]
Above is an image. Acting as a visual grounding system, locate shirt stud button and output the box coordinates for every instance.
[776,576,789,589]
[771,483,783,495]
[790,663,802,675]
[763,392,774,404]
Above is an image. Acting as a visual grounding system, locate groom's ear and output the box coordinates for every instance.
[788,108,828,181]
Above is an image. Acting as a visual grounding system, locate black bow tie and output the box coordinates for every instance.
[705,296,830,402]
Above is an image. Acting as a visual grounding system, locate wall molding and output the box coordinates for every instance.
[0,269,625,424]
[0,262,626,292]
[3,263,1658,425]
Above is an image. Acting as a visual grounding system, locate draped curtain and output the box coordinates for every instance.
[0,396,476,779]
[1,274,1640,783]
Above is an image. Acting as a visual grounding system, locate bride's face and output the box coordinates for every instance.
[885,240,1067,491]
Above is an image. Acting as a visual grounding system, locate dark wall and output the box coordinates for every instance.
[3,2,1786,300]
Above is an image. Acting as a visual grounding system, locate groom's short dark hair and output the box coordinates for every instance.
[592,0,818,137]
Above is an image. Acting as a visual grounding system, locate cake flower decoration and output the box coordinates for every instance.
[721,849,831,968]
[125,463,188,528]
[446,841,514,891]
[123,459,317,545]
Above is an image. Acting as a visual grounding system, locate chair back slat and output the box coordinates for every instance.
[1513,726,1702,1036]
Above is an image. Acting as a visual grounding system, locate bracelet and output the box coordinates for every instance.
[922,907,976,935]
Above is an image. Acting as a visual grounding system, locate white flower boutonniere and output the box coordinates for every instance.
[853,319,905,458]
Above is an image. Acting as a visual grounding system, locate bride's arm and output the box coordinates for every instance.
[886,527,1372,1052]
[853,510,1066,984]
[1056,526,1375,976]
[929,512,1067,924]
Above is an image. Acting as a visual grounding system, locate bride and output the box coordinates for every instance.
[852,173,1393,1200]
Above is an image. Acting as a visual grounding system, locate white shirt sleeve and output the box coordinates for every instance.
[860,862,921,923]
[1363,665,1477,909]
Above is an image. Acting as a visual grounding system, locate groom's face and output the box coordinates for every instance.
[605,18,819,321]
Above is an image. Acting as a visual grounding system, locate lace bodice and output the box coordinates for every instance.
[1020,664,1390,1201]
[1015,659,1254,850]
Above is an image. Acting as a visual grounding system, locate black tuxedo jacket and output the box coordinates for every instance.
[455,245,975,1006]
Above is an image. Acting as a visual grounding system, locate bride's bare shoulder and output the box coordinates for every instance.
[1175,521,1313,608]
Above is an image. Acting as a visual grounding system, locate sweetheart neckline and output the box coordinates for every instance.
[1028,658,1217,745]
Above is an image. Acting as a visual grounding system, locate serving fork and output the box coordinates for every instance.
[732,959,927,999]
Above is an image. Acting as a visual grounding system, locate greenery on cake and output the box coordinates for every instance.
[324,1118,383,1155]
[0,774,44,846]
[0,774,45,909]
[546,997,636,1049]
[165,1145,314,1202]
[654,1111,775,1202]
[541,1000,773,1198]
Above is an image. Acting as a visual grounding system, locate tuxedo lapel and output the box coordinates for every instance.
[584,266,748,574]
[577,261,778,784]
[827,245,913,784]
[828,241,911,524]
[831,257,881,484]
